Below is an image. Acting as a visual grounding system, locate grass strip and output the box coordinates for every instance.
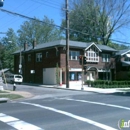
[0,94,23,100]
[0,90,9,93]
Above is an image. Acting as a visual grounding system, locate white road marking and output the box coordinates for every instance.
[0,113,43,130]
[57,98,130,111]
[20,102,117,130]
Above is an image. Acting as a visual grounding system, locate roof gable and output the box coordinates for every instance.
[85,42,102,52]
[116,49,130,56]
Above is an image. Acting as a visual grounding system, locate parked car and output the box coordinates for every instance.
[5,74,23,84]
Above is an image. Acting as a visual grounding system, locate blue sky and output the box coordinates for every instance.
[0,0,64,36]
[0,0,130,45]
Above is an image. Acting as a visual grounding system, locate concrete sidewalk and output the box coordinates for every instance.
[40,83,130,94]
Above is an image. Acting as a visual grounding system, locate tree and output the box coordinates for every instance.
[62,0,130,45]
[108,42,129,50]
[0,43,5,70]
[1,28,17,71]
[17,16,63,46]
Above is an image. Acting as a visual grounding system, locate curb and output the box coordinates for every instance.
[23,83,103,94]
[21,83,130,95]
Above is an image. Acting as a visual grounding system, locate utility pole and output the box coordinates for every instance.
[19,47,22,74]
[66,0,69,88]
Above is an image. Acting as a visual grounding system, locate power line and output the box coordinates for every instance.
[0,8,130,45]
[0,0,35,30]
[0,0,63,31]
[31,0,62,10]
[0,8,91,35]
[35,0,62,7]
[110,39,130,45]
[0,0,28,20]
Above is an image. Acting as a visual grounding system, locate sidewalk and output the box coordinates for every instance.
[39,83,130,94]
[0,83,130,103]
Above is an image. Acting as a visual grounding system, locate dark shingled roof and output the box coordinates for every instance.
[116,49,130,56]
[13,39,117,54]
[97,44,117,52]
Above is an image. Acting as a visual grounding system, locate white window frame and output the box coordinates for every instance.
[85,45,99,62]
[125,54,130,61]
[102,54,110,62]
[36,53,42,62]
[69,51,80,60]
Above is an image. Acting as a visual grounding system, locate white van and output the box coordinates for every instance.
[5,74,23,84]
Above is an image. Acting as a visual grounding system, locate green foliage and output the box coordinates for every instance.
[108,42,129,50]
[62,0,111,44]
[0,28,17,71]
[0,94,23,100]
[17,16,63,46]
[62,0,130,45]
[86,80,130,88]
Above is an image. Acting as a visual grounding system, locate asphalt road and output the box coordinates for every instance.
[0,84,130,130]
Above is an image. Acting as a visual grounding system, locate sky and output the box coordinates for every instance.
[0,0,130,45]
[0,0,64,36]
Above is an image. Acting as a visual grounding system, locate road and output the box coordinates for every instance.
[0,84,130,130]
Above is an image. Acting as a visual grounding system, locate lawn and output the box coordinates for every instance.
[0,90,9,93]
[0,93,23,100]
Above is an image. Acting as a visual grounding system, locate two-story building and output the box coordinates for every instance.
[115,49,130,80]
[13,39,117,85]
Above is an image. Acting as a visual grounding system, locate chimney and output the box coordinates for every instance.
[24,41,28,51]
[33,38,36,49]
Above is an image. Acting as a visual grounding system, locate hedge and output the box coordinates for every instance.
[85,80,130,88]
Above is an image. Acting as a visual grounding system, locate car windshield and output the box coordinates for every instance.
[15,76,22,78]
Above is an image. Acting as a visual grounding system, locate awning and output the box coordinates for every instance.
[122,61,130,66]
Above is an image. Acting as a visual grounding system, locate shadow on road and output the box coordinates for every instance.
[107,92,130,97]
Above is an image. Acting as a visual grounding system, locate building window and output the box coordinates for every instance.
[36,53,42,62]
[69,51,80,60]
[69,72,82,81]
[28,54,31,62]
[102,54,110,62]
[86,45,99,62]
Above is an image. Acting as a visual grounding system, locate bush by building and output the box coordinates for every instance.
[85,80,130,88]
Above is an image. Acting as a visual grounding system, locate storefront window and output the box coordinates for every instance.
[69,72,76,81]
[69,72,82,81]
[77,72,82,80]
